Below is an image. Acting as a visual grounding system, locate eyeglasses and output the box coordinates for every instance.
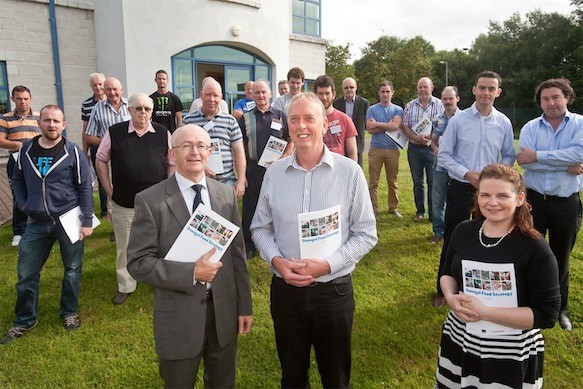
[174,143,211,153]
[132,106,153,112]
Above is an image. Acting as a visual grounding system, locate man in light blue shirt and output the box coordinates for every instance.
[517,78,583,331]
[435,71,516,306]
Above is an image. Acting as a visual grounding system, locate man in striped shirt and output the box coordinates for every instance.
[183,78,247,197]
[0,86,40,246]
[81,72,107,218]
[251,93,377,388]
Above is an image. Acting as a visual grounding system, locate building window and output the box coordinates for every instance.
[292,0,320,37]
[0,62,8,114]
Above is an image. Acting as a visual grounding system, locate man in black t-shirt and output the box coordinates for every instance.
[150,69,183,133]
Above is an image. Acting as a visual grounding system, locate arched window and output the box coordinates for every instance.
[172,45,271,112]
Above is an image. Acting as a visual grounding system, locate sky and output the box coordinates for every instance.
[321,0,576,60]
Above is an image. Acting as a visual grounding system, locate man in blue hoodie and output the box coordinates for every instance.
[1,105,93,345]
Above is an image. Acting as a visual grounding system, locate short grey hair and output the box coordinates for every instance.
[128,93,154,108]
[89,72,105,82]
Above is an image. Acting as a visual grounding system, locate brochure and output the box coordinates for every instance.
[298,205,342,259]
[165,203,239,263]
[385,128,408,149]
[461,259,520,335]
[59,206,101,244]
[207,138,225,174]
[409,117,432,146]
[258,136,288,167]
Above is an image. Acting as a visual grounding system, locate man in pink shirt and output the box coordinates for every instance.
[314,75,357,161]
[96,93,174,305]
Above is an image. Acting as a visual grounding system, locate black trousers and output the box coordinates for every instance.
[436,179,477,295]
[270,275,354,389]
[242,162,266,253]
[89,144,108,216]
[528,189,582,311]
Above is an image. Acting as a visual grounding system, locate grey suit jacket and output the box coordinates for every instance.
[127,175,252,360]
[333,95,370,154]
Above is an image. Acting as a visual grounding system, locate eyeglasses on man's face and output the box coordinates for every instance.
[174,143,212,153]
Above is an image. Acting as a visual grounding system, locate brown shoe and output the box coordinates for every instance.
[113,292,132,305]
[429,235,443,244]
[109,232,116,242]
[432,294,446,308]
[413,215,424,222]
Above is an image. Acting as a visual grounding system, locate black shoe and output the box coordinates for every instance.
[63,315,80,331]
[558,311,573,331]
[113,292,132,305]
[246,250,255,260]
[0,321,38,345]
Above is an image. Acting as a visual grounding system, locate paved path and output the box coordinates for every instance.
[0,158,12,226]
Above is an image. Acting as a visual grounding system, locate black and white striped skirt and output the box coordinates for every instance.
[436,311,544,388]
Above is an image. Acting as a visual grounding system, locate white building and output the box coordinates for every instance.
[0,0,326,149]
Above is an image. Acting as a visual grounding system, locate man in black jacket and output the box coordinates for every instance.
[333,77,370,167]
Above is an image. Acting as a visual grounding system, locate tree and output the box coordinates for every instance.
[354,35,436,106]
[472,11,582,127]
[325,42,355,94]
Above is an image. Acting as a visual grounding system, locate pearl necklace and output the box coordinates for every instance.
[478,222,514,248]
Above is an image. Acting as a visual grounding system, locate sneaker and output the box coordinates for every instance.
[0,321,38,345]
[63,315,80,331]
[389,210,403,219]
[11,235,22,247]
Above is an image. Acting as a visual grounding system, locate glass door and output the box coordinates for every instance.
[224,65,253,112]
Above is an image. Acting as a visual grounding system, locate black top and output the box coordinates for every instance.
[150,91,183,133]
[444,219,561,329]
[110,121,169,208]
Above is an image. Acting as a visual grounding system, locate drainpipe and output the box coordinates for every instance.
[49,0,65,136]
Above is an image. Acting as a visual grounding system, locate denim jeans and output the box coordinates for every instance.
[7,156,28,235]
[14,220,84,327]
[431,169,449,237]
[407,144,435,218]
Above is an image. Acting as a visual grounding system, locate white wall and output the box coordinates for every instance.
[94,0,325,96]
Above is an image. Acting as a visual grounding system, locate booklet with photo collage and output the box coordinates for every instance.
[165,203,240,263]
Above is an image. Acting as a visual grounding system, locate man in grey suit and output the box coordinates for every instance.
[127,124,253,388]
[333,77,370,167]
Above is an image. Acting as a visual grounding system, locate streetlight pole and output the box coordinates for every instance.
[439,61,449,86]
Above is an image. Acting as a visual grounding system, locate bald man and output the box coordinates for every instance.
[127,124,252,388]
[183,78,247,198]
[333,77,370,167]
[402,77,444,222]
[232,81,255,120]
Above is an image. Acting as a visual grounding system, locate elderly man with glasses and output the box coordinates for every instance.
[96,93,174,305]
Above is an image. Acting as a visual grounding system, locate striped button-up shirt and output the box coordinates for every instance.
[85,98,129,138]
[182,109,243,183]
[251,146,377,282]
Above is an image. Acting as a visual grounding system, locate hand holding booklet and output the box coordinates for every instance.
[258,136,288,168]
[461,259,520,335]
[409,117,432,146]
[165,203,240,263]
[298,205,342,259]
[59,206,101,244]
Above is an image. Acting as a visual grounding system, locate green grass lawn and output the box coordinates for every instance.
[0,151,581,388]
